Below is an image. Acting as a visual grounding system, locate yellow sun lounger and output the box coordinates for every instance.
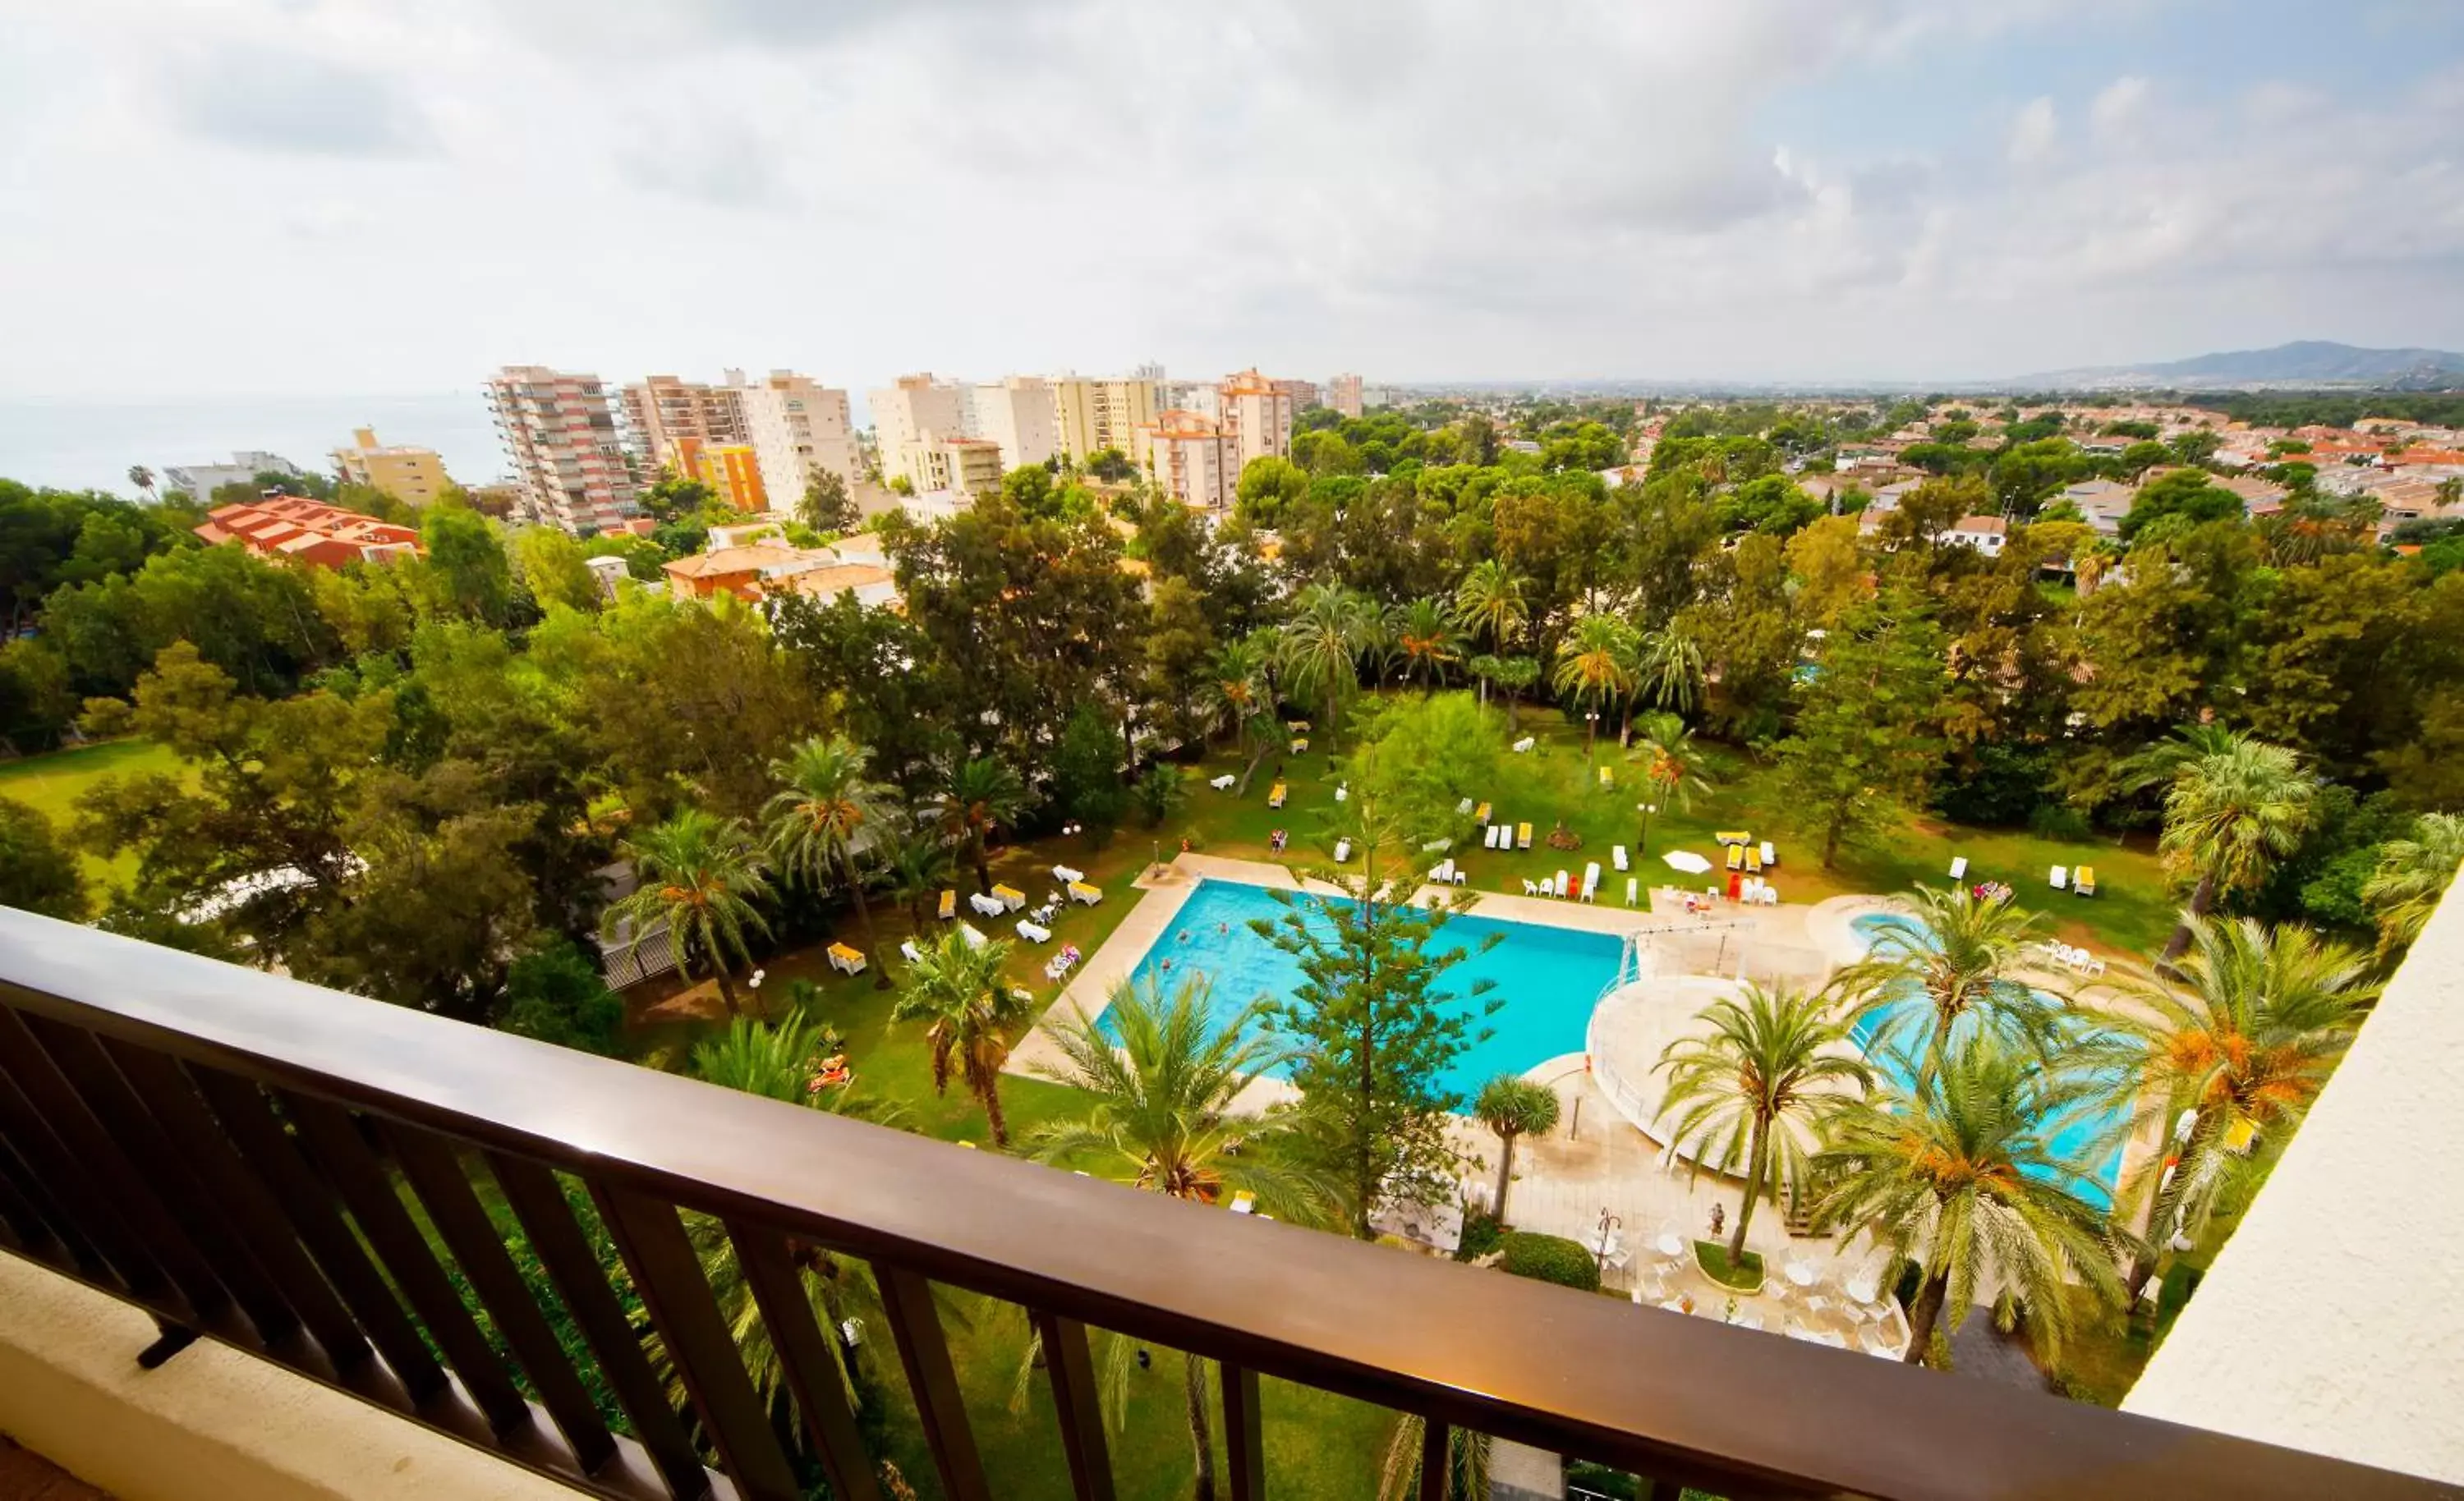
[991,883,1026,911]
[1726,844,1745,871]
[1473,801,1492,824]
[1290,737,1310,753]
[937,889,956,920]
[825,942,867,975]
[1267,781,1288,808]
[2074,865,2097,897]
[1069,881,1103,906]
[1597,765,1614,789]
[1516,822,1533,850]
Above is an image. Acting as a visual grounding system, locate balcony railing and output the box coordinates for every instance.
[0,907,2445,1501]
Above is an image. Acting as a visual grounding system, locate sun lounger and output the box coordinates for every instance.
[1625,877,1639,905]
[1068,881,1102,906]
[1209,773,1236,791]
[1760,841,1776,867]
[1456,796,1475,815]
[2049,865,2068,891]
[1516,822,1533,850]
[1332,838,1352,864]
[1473,801,1492,824]
[1290,737,1309,752]
[900,940,924,963]
[1948,856,1968,879]
[1483,824,1501,850]
[1053,865,1085,884]
[1745,846,1763,873]
[826,942,867,975]
[937,889,956,920]
[1266,782,1287,809]
[958,922,987,948]
[1613,845,1630,871]
[992,883,1026,911]
[1016,919,1051,943]
[1511,737,1536,754]
[1580,862,1600,903]
[1334,784,1347,802]
[1597,766,1613,789]
[1287,720,1309,732]
[969,891,1005,918]
[2074,865,2097,897]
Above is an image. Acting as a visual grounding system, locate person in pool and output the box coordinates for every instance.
[1177,929,1190,943]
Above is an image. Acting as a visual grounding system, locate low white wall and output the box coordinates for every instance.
[2122,878,2464,1484]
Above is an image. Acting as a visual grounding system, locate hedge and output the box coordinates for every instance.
[1498,1231,1601,1292]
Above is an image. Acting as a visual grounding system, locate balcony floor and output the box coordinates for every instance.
[0,1438,108,1500]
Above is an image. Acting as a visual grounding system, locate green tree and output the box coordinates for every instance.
[1450,559,1529,670]
[931,755,1027,895]
[1470,1075,1561,1224]
[881,819,957,929]
[1201,633,1280,793]
[513,526,601,613]
[1812,1037,2124,1365]
[1276,583,1377,746]
[890,929,1031,1145]
[1051,703,1127,833]
[0,796,87,919]
[1630,711,1712,856]
[2120,468,2242,543]
[1633,623,1705,718]
[2133,728,2316,964]
[2090,918,2374,1301]
[603,807,772,1017]
[1234,455,1310,526]
[1029,974,1335,1501]
[798,469,858,533]
[1252,847,1499,1237]
[1771,593,1949,868]
[1551,613,1639,758]
[1831,885,2052,1081]
[1655,985,1869,1264]
[498,940,625,1056]
[1387,596,1464,692]
[2361,812,2464,957]
[765,735,898,985]
[419,503,514,625]
[1133,762,1187,828]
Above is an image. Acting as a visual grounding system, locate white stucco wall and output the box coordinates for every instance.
[2122,874,2464,1484]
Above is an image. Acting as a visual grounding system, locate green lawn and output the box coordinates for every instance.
[0,737,187,887]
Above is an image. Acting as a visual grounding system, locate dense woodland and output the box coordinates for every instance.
[2,392,2461,1033]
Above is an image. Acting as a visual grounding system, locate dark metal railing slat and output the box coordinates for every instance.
[0,1006,187,1311]
[490,1154,715,1501]
[0,1134,88,1269]
[590,1183,802,1501]
[873,1262,992,1501]
[99,1044,376,1375]
[24,1017,299,1347]
[186,1066,451,1407]
[1222,1361,1265,1501]
[1418,1416,1450,1501]
[1030,1311,1117,1501]
[384,1122,621,1475]
[720,1220,885,1501]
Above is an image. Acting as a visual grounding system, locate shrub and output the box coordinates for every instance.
[1455,1211,1504,1263]
[2027,801,2093,842]
[1497,1231,1600,1292]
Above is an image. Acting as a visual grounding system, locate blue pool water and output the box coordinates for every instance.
[1116,879,1625,1104]
[1849,914,2128,1209]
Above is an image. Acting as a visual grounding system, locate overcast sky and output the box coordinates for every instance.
[4,0,2463,403]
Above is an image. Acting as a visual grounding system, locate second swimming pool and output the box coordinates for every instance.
[1116,878,1626,1104]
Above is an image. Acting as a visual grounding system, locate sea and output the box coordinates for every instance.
[0,392,512,496]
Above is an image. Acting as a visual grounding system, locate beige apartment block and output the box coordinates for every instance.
[1135,409,1236,510]
[898,434,1004,498]
[1220,368,1294,475]
[870,374,968,491]
[621,374,749,473]
[1330,372,1364,419]
[331,427,451,504]
[1050,374,1161,463]
[966,375,1059,470]
[738,370,862,508]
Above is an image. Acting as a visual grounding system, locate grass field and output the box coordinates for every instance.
[0,737,186,887]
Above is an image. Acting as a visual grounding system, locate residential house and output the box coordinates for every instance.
[1943,515,2008,556]
[193,498,422,569]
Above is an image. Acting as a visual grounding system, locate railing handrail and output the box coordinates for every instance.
[0,908,2449,1501]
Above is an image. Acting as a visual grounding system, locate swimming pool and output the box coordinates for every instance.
[1848,913,2128,1210]
[1116,879,1627,1104]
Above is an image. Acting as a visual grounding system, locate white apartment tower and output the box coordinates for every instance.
[868,374,968,492]
[1050,374,1163,463]
[1135,410,1237,511]
[1218,369,1294,475]
[962,377,1058,470]
[1331,373,1364,420]
[738,372,862,511]
[487,366,641,534]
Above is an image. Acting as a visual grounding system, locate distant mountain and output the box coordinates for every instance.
[2017,340,2464,392]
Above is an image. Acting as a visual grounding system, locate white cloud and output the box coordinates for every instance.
[2090,75,2150,140]
[2007,96,2060,163]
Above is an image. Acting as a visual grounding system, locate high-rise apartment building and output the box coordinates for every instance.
[898,434,1004,498]
[332,428,452,505]
[621,375,749,473]
[692,443,768,513]
[1135,410,1237,511]
[486,366,641,534]
[1219,369,1294,476]
[738,371,862,511]
[1050,375,1161,463]
[962,377,1058,470]
[1276,378,1322,412]
[869,374,968,492]
[1330,373,1365,420]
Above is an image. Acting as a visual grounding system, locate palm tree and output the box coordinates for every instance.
[1551,614,1639,760]
[1277,583,1377,747]
[931,755,1026,895]
[1029,975,1335,1501]
[2090,918,2374,1300]
[1202,634,1280,792]
[1811,1036,2125,1365]
[1630,711,1713,856]
[765,735,897,987]
[2361,812,2464,957]
[688,1013,905,1125]
[126,464,156,503]
[1831,885,2053,1082]
[603,807,771,1017]
[1634,624,1706,718]
[2132,728,2316,965]
[881,819,957,930]
[1451,561,1529,666]
[891,930,1032,1146]
[1471,1076,1561,1224]
[1390,596,1466,693]
[1655,986,1870,1265]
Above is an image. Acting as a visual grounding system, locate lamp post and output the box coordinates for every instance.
[1584,710,1600,762]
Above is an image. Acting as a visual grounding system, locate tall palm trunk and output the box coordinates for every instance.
[1903,1269,1949,1365]
[712,962,743,1017]
[1492,1130,1520,1223]
[843,850,891,989]
[1729,1114,1768,1265]
[1235,725,1271,795]
[975,1067,1011,1148]
[2160,871,2218,965]
[969,828,993,895]
[1184,1352,1218,1501]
